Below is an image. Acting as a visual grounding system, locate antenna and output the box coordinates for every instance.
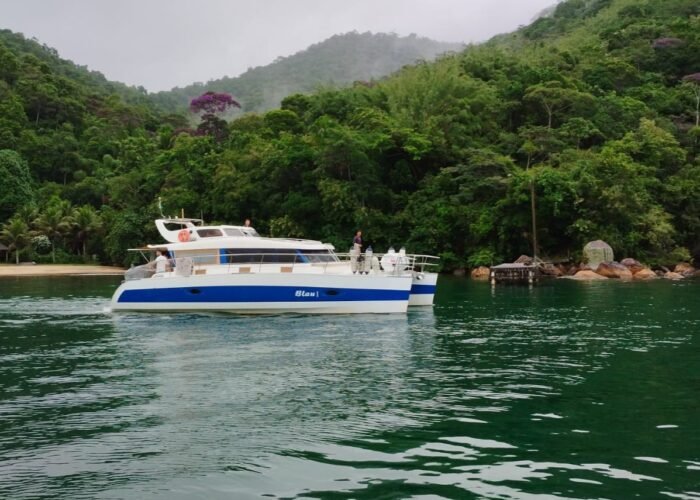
[157,197,165,218]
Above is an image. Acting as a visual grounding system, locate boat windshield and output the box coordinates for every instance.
[300,249,337,263]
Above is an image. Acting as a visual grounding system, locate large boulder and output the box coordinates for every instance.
[570,270,608,280]
[664,271,684,280]
[621,258,645,274]
[583,240,614,269]
[633,268,657,280]
[470,266,490,280]
[674,263,696,276]
[596,262,633,279]
[566,264,580,276]
[540,263,563,277]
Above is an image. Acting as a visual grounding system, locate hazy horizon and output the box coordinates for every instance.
[0,0,555,92]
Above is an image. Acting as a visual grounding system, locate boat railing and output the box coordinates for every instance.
[409,254,441,272]
[140,250,439,279]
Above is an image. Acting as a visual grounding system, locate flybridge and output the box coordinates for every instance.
[155,218,260,243]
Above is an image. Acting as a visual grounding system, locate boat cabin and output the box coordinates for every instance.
[147,218,338,267]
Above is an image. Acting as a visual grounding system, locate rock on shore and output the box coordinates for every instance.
[470,266,490,280]
[467,255,696,282]
[633,268,657,280]
[569,270,608,280]
[596,262,633,279]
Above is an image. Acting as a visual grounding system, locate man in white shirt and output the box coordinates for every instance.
[154,249,169,273]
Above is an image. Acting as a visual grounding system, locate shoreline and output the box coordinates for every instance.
[0,264,125,277]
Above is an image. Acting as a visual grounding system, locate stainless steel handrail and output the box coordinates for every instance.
[142,250,439,278]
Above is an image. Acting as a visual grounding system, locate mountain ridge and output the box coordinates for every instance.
[149,31,464,114]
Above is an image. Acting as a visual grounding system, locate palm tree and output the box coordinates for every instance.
[1,217,31,265]
[72,205,102,259]
[15,204,38,226]
[34,202,73,263]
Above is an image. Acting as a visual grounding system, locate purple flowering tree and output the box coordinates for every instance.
[190,91,241,115]
[682,73,700,127]
[189,91,241,141]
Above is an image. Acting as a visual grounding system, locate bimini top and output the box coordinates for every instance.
[152,218,333,252]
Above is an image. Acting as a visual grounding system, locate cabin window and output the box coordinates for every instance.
[223,228,244,237]
[197,229,223,238]
[175,249,217,265]
[220,248,298,264]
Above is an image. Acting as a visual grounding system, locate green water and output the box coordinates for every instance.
[0,276,699,499]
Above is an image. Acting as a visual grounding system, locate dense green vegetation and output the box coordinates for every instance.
[150,32,463,114]
[1,0,699,269]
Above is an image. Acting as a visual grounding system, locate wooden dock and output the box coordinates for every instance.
[490,263,539,284]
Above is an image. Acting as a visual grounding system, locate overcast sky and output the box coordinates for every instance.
[0,0,555,92]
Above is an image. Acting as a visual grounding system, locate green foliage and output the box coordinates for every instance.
[0,149,34,220]
[0,216,31,264]
[33,197,74,263]
[1,0,700,270]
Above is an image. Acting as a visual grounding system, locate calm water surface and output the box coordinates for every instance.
[0,275,699,499]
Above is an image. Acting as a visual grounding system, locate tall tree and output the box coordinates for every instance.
[0,149,34,221]
[1,216,30,264]
[190,91,241,141]
[34,199,73,263]
[682,73,700,127]
[72,205,102,259]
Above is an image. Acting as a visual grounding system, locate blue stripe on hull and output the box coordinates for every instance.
[118,285,409,303]
[410,284,437,295]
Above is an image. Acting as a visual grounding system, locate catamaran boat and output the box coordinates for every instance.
[110,218,439,314]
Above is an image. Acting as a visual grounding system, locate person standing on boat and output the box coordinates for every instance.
[154,249,169,273]
[353,231,362,252]
[244,218,251,227]
[351,230,362,273]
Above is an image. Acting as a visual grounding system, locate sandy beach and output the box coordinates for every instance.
[0,264,125,277]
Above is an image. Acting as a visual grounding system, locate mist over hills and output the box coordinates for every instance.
[149,31,464,114]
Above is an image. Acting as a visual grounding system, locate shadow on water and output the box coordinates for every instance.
[1,276,699,499]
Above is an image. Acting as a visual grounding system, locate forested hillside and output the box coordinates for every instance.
[1,0,699,269]
[149,32,463,114]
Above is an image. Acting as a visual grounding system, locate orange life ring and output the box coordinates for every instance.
[178,229,190,242]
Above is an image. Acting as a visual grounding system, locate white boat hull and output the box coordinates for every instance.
[409,272,438,306]
[111,272,413,314]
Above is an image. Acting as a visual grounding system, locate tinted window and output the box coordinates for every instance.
[197,229,223,238]
[221,248,298,264]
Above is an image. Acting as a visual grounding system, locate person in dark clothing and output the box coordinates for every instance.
[351,230,363,273]
[353,230,362,252]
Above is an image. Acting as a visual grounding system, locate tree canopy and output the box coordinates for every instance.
[1,0,699,267]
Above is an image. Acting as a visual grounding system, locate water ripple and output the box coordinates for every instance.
[1,277,699,499]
